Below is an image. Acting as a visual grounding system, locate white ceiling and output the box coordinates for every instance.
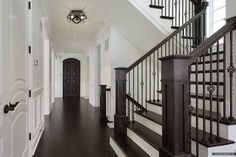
[44,0,166,54]
[45,0,113,53]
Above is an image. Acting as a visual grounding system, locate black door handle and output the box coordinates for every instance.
[9,102,19,108]
[4,105,15,114]
[3,102,19,114]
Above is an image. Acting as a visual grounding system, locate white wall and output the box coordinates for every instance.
[54,53,89,99]
[226,0,236,19]
[88,26,142,119]
[109,27,143,121]
[88,27,112,107]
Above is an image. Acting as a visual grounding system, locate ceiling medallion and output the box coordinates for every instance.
[67,10,87,24]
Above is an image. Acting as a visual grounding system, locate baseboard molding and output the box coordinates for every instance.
[31,120,44,156]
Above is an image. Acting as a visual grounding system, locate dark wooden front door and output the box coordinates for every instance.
[63,58,80,97]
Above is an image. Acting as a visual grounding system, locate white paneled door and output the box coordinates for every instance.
[0,0,29,156]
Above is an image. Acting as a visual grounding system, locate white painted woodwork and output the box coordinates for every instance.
[30,88,44,156]
[127,128,159,157]
[110,137,127,157]
[0,0,29,156]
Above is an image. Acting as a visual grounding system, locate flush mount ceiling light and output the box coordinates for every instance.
[67,10,87,24]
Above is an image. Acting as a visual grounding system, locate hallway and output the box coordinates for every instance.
[34,98,116,157]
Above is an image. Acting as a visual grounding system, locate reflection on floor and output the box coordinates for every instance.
[34,98,116,157]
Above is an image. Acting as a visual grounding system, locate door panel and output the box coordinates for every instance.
[63,59,80,97]
[0,0,28,156]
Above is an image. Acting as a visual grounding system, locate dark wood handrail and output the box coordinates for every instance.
[126,94,147,112]
[188,16,236,64]
[127,2,208,72]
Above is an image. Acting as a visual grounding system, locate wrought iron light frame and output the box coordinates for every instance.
[67,10,87,24]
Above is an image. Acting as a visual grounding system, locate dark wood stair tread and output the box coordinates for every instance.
[145,100,235,125]
[160,16,174,19]
[149,5,164,9]
[191,108,221,121]
[204,51,224,57]
[190,81,224,86]
[134,110,234,147]
[192,59,224,65]
[110,131,149,157]
[135,110,162,125]
[171,26,180,29]
[191,69,224,74]
[128,121,162,150]
[146,100,162,107]
[191,127,234,147]
[191,93,224,102]
[182,36,194,39]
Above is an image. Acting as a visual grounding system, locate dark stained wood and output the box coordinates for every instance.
[160,16,175,20]
[127,2,208,72]
[128,121,162,150]
[147,99,236,125]
[191,128,234,147]
[192,59,224,65]
[110,132,149,157]
[63,58,80,97]
[33,98,116,157]
[191,93,224,102]
[126,94,147,112]
[100,85,108,122]
[149,5,164,9]
[136,109,234,148]
[189,16,236,64]
[191,69,224,74]
[114,68,128,135]
[190,81,224,86]
[160,55,192,157]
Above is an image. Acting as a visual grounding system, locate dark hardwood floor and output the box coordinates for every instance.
[34,98,116,157]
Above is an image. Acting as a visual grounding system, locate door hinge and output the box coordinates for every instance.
[28,46,31,54]
[29,133,32,140]
[29,90,31,97]
[28,1,31,10]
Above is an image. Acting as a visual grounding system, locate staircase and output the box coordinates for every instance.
[109,0,236,157]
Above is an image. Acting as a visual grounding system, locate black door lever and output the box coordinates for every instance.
[4,105,15,114]
[9,102,19,108]
[3,102,19,114]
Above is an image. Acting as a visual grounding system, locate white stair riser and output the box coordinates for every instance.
[192,140,236,157]
[191,116,229,140]
[135,113,162,135]
[127,128,159,157]
[110,137,126,157]
[140,105,231,140]
[134,113,236,156]
[147,103,162,115]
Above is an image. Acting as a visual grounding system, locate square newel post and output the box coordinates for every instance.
[100,85,107,122]
[160,55,192,157]
[114,67,128,136]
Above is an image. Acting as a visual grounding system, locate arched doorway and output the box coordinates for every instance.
[63,58,81,97]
